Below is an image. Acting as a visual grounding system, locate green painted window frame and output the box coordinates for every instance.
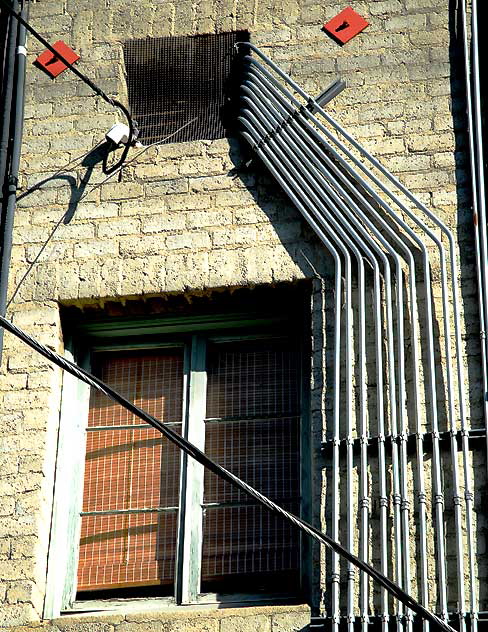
[45,310,311,616]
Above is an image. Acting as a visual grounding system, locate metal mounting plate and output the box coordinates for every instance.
[34,40,80,78]
[323,7,369,44]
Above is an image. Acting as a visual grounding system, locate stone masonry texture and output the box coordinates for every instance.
[0,0,484,629]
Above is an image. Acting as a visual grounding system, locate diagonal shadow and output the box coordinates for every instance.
[8,142,111,306]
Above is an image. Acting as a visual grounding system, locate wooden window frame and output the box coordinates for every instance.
[44,312,311,617]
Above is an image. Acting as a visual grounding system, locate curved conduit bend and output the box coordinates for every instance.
[237,42,476,632]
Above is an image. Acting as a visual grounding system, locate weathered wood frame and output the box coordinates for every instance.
[44,311,311,616]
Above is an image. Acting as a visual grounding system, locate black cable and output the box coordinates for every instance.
[0,0,135,173]
[73,117,199,202]
[0,312,456,632]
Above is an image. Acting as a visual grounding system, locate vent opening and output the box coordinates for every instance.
[123,31,249,145]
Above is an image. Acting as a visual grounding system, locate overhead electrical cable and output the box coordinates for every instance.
[0,313,456,632]
[0,0,136,174]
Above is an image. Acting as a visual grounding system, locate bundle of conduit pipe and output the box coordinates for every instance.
[236,20,485,632]
[0,0,27,361]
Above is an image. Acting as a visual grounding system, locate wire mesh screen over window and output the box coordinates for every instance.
[202,342,301,591]
[123,31,248,145]
[78,351,183,591]
[78,337,301,595]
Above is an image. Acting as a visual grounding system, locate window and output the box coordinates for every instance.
[123,31,249,145]
[45,295,310,614]
[78,351,184,592]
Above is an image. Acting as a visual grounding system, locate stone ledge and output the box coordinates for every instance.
[1,604,310,632]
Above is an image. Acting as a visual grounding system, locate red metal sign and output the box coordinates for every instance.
[34,40,80,78]
[323,7,369,44]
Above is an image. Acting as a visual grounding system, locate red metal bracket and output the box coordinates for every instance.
[34,40,80,78]
[323,7,369,45]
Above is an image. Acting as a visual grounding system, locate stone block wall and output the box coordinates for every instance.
[0,0,483,629]
[0,604,311,632]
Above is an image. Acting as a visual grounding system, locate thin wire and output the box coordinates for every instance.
[6,118,197,309]
[0,312,456,632]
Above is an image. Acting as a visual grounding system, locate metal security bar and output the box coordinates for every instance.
[237,42,477,632]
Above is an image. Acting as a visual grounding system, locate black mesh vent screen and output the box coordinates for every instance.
[123,31,249,145]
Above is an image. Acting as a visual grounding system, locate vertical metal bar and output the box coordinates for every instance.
[358,258,369,632]
[460,1,483,628]
[0,0,17,200]
[345,254,355,632]
[331,265,343,632]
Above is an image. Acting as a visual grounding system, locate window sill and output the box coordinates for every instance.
[65,593,304,615]
[56,602,311,630]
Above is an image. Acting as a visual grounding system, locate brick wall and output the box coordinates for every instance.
[0,0,482,629]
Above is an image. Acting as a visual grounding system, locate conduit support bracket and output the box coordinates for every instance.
[321,428,487,457]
